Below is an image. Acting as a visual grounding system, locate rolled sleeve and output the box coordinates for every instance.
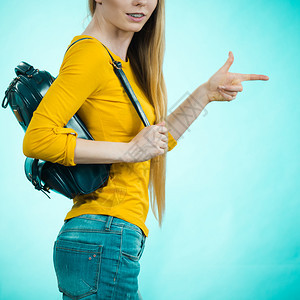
[53,127,78,166]
[23,115,80,166]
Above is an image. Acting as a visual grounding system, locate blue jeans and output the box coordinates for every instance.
[53,214,146,300]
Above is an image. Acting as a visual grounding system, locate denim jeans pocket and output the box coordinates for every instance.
[53,239,103,300]
[121,227,146,262]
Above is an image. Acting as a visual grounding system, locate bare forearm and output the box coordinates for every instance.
[166,82,210,141]
[74,138,130,164]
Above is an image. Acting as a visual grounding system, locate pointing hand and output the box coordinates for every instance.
[205,51,269,102]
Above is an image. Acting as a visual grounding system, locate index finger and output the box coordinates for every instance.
[240,73,269,81]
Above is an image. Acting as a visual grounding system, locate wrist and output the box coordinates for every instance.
[119,142,133,163]
[201,81,211,105]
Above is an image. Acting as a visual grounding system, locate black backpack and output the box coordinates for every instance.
[2,37,149,199]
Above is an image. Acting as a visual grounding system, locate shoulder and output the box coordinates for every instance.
[61,36,110,70]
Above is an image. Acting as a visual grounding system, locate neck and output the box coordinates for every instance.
[82,15,134,62]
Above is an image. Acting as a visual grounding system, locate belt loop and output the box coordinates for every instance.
[105,215,113,231]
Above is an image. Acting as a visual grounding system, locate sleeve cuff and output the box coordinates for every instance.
[52,127,78,166]
[167,131,178,152]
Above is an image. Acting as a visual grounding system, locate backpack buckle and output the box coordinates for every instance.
[110,60,122,70]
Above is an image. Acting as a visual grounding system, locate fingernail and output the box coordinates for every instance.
[219,85,225,89]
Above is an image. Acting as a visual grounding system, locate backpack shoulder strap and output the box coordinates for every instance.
[64,37,93,56]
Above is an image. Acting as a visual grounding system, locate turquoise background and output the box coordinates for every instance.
[0,0,299,299]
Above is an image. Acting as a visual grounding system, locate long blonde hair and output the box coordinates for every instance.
[88,0,168,227]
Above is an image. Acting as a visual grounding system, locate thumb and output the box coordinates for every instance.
[220,51,234,72]
[156,121,165,126]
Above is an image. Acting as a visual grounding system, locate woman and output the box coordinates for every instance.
[22,0,269,299]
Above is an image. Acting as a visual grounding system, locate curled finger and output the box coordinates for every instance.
[160,132,168,141]
[218,89,236,101]
[218,87,238,97]
[219,85,243,92]
[156,124,168,134]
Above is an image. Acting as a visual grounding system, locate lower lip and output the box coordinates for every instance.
[127,14,145,22]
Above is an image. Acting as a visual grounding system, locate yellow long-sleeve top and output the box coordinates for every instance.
[23,35,177,237]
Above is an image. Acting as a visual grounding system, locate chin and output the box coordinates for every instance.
[119,26,142,33]
[129,24,145,33]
